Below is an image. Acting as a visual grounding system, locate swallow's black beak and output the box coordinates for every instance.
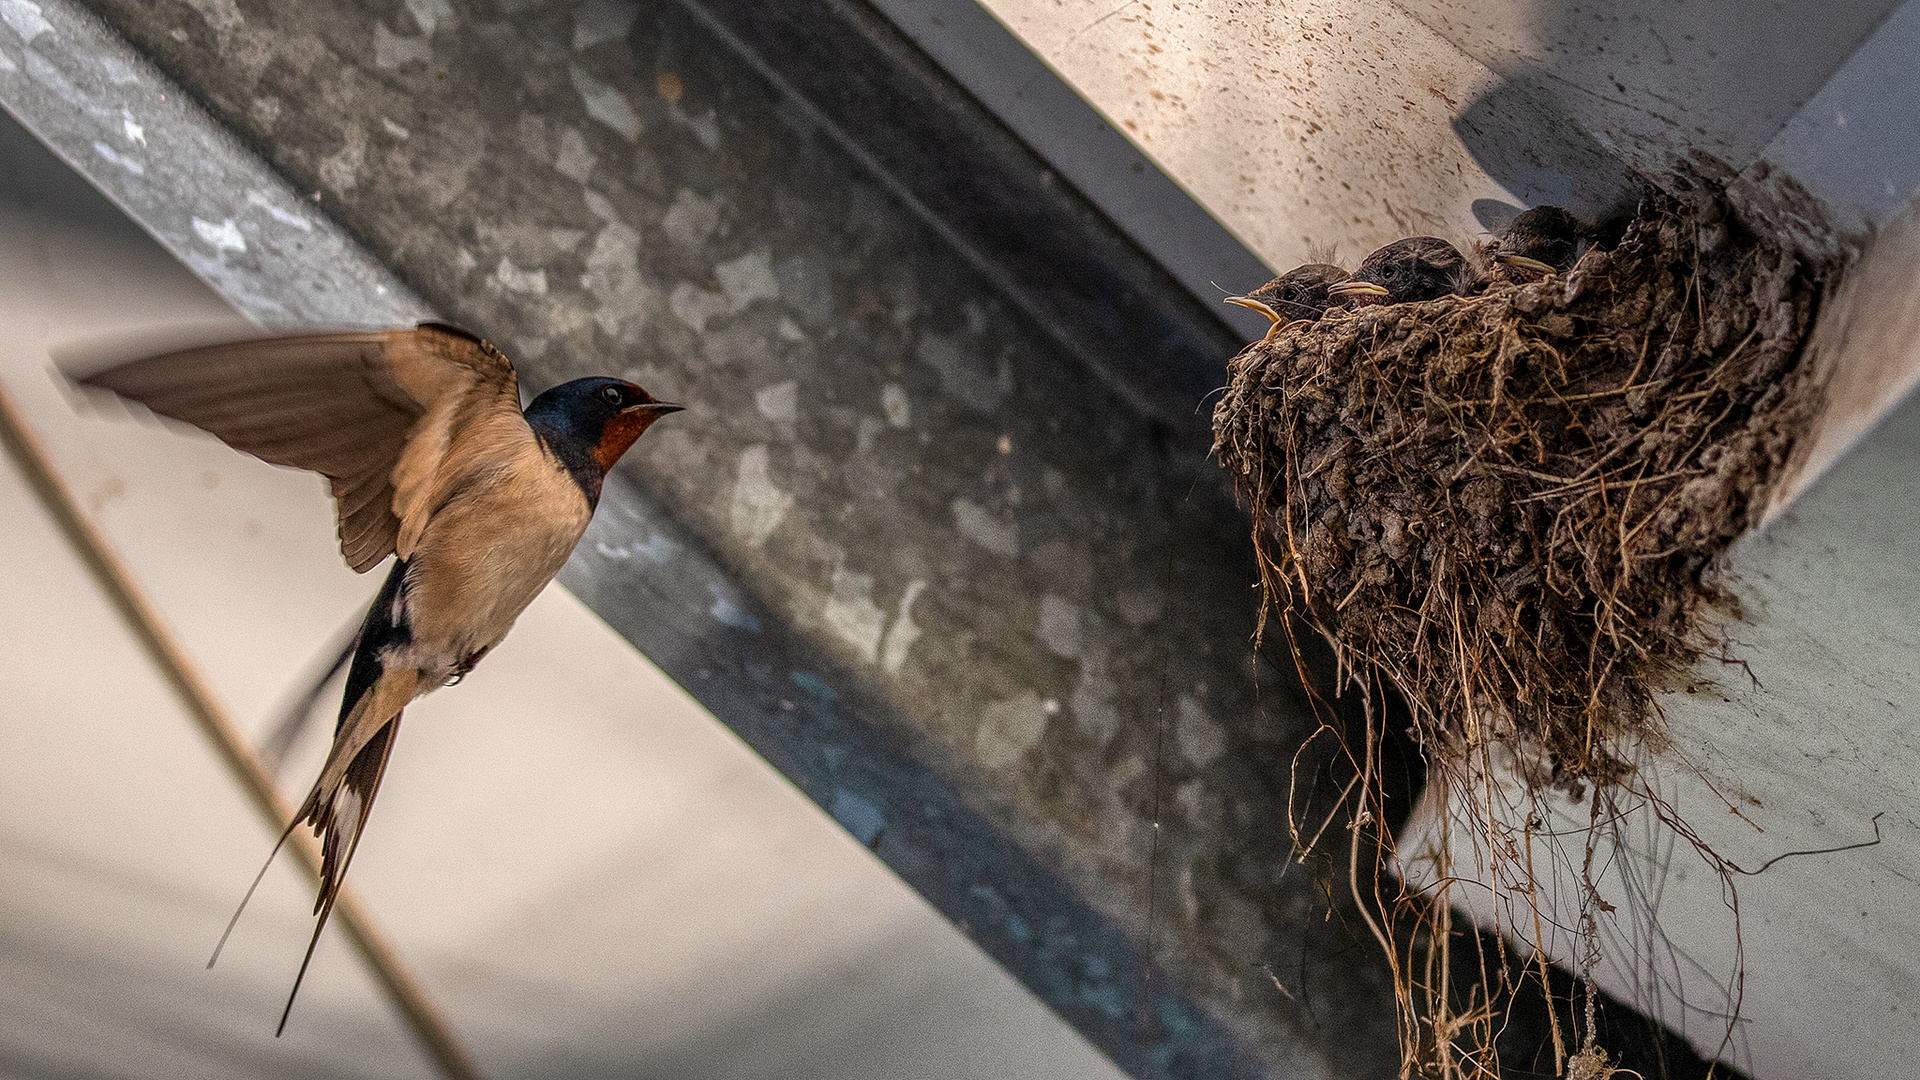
[628,401,685,415]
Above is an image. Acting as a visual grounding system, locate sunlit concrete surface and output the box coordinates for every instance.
[0,113,1129,1080]
[964,0,1920,265]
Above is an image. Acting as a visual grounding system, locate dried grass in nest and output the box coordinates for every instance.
[1213,181,1838,789]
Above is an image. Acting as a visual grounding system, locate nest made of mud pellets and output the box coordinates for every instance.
[1213,181,1843,787]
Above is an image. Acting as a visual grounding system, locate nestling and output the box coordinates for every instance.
[1224,262,1349,341]
[1327,237,1477,306]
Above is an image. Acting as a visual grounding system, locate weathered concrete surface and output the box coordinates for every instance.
[975,0,1920,268]
[8,0,1407,1076]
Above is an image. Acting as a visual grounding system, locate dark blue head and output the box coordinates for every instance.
[524,376,682,501]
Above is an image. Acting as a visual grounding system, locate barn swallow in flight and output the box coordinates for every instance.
[1326,237,1477,306]
[75,322,680,1032]
[1224,263,1349,340]
[1488,205,1591,284]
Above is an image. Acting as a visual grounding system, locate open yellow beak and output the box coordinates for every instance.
[1494,253,1557,275]
[1326,279,1390,299]
[1225,296,1291,342]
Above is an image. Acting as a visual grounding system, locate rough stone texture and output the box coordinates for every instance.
[51,0,1404,1075]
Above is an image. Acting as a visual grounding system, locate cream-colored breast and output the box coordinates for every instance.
[396,426,593,665]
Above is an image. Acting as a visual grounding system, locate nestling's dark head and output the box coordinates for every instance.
[1226,263,1349,340]
[1491,205,1590,283]
[525,376,682,488]
[1328,237,1470,306]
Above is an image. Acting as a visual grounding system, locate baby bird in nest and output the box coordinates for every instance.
[1224,262,1349,340]
[1487,205,1596,284]
[1327,237,1478,307]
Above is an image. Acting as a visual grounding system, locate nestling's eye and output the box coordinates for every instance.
[598,385,625,406]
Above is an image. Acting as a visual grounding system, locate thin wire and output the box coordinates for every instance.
[0,380,484,1080]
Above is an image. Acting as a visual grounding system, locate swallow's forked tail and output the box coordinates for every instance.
[204,662,417,1035]
[276,665,417,1035]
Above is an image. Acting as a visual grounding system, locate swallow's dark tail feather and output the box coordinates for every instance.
[208,560,417,1035]
[277,714,403,1036]
[270,557,416,1035]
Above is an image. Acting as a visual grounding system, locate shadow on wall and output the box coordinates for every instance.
[1450,77,1644,231]
[1414,0,1910,226]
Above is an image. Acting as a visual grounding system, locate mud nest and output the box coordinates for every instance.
[1213,177,1844,786]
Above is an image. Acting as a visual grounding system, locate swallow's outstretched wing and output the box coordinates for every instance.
[75,323,521,572]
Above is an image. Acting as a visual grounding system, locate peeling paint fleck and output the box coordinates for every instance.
[181,0,240,39]
[583,221,650,337]
[824,566,885,662]
[730,444,791,548]
[707,582,760,631]
[661,187,719,248]
[978,691,1049,769]
[668,281,729,332]
[917,331,1009,412]
[243,191,311,228]
[881,382,912,427]
[829,789,886,846]
[1038,594,1083,658]
[755,379,799,422]
[317,126,365,193]
[92,140,143,175]
[401,0,451,36]
[554,125,595,182]
[582,189,618,222]
[880,579,927,675]
[569,64,640,141]
[190,215,244,252]
[571,0,638,51]
[0,0,53,44]
[1176,694,1226,766]
[492,256,547,295]
[670,103,721,151]
[952,497,1019,557]
[715,248,777,309]
[373,24,431,70]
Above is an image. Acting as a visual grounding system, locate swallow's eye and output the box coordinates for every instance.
[599,385,625,406]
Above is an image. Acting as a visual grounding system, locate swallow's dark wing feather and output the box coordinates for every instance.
[76,324,521,572]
